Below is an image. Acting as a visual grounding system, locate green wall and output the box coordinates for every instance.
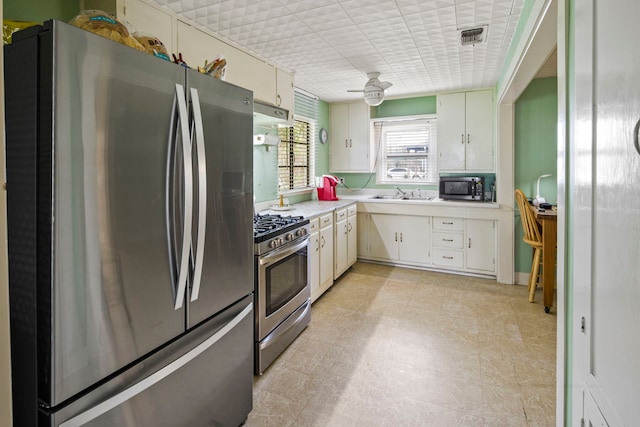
[4,0,79,23]
[514,76,558,274]
[252,98,330,204]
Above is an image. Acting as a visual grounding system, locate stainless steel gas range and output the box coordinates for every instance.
[253,213,311,374]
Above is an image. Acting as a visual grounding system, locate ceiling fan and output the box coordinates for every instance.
[347,72,393,106]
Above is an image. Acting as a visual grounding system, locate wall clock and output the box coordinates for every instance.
[319,127,328,144]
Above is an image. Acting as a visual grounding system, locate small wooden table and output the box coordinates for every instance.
[530,206,557,312]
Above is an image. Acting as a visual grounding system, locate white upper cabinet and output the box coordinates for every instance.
[176,20,275,102]
[119,0,293,113]
[121,0,174,54]
[438,90,494,172]
[330,102,370,173]
[276,68,294,114]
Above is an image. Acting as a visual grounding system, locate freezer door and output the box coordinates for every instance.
[49,296,254,427]
[185,71,255,327]
[45,23,188,406]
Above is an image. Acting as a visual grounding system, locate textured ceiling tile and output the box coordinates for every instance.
[341,0,402,23]
[154,0,523,101]
[294,3,353,32]
[396,0,455,15]
[277,0,339,13]
[358,16,411,41]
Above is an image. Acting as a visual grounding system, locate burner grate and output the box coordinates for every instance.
[253,214,307,241]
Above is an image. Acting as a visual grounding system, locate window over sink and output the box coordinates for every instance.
[372,115,437,185]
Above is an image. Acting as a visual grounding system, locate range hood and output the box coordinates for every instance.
[254,101,289,125]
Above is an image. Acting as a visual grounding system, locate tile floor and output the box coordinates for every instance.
[245,262,557,427]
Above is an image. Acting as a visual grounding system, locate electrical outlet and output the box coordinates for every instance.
[339,177,344,184]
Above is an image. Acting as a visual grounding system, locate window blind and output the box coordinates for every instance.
[276,90,318,192]
[372,116,437,184]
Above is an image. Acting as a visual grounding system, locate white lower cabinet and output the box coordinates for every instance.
[432,217,464,269]
[465,219,496,273]
[432,216,495,274]
[358,211,496,277]
[311,213,334,303]
[334,205,358,279]
[367,214,431,266]
[308,218,320,302]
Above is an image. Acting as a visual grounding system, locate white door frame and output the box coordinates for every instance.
[495,0,562,423]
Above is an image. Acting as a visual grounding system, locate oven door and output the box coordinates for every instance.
[256,236,310,341]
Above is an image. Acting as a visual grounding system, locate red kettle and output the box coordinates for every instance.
[317,175,340,201]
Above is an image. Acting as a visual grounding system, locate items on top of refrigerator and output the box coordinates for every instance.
[133,31,170,61]
[3,19,38,44]
[199,55,227,80]
[69,10,145,52]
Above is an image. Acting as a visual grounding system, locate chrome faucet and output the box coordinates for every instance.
[395,187,406,196]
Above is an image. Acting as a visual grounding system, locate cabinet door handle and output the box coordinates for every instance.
[443,238,453,242]
[442,221,453,225]
[395,232,398,242]
[461,134,465,144]
[321,235,325,248]
[400,233,403,242]
[345,139,348,147]
[467,133,470,144]
[276,94,282,107]
[348,223,352,232]
[316,237,320,251]
[468,238,471,248]
[349,138,352,147]
[443,256,454,260]
[344,224,348,235]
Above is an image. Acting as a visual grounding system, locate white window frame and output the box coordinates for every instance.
[277,115,316,195]
[372,114,438,185]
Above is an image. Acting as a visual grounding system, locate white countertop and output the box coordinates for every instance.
[256,199,356,219]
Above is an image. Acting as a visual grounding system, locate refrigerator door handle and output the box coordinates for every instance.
[189,87,207,302]
[59,303,253,427]
[173,83,193,310]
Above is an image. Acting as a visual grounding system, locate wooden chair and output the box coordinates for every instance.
[515,189,543,302]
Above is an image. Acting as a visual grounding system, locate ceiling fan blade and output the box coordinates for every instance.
[347,89,365,92]
[379,81,393,90]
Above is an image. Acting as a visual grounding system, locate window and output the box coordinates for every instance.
[277,117,314,192]
[372,115,437,184]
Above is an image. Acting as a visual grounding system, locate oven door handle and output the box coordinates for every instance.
[259,237,309,267]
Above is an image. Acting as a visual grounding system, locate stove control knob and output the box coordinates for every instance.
[285,233,294,241]
[277,238,283,246]
[296,228,306,237]
[269,240,278,249]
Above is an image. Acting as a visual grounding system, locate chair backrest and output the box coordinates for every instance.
[515,189,542,244]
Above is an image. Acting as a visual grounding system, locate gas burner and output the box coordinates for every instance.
[253,214,306,239]
[253,214,310,251]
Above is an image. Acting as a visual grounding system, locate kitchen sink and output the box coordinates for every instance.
[369,195,398,200]
[369,195,434,201]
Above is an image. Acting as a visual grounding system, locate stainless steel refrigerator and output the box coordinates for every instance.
[5,20,254,426]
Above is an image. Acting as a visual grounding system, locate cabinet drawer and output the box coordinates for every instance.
[433,217,464,232]
[320,213,333,228]
[335,208,347,221]
[432,232,463,249]
[309,218,320,231]
[347,205,357,216]
[432,249,464,268]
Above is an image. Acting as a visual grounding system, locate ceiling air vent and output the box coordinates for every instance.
[460,26,488,46]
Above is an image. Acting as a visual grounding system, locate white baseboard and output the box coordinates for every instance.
[514,272,530,285]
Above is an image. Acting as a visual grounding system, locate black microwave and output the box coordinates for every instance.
[439,176,485,201]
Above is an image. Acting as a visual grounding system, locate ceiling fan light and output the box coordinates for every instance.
[364,90,384,106]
